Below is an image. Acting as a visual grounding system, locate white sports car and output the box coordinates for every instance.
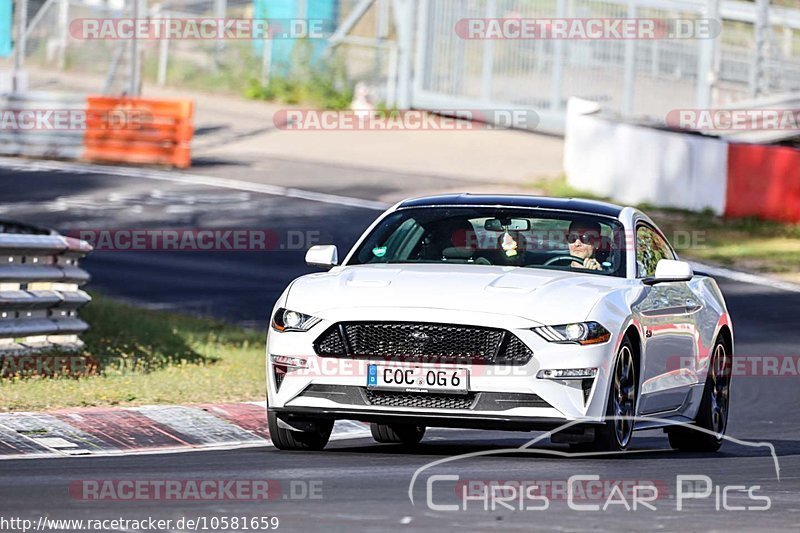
[266,195,733,453]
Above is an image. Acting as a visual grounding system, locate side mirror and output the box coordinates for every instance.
[643,259,693,285]
[305,245,338,270]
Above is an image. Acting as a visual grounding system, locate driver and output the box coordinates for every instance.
[566,220,603,271]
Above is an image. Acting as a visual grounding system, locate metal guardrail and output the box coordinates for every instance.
[0,221,93,354]
[0,92,86,160]
[0,91,195,167]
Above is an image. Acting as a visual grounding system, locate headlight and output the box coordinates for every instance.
[271,308,320,332]
[533,321,611,345]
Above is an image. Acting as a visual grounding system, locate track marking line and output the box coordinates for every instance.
[691,261,800,294]
[0,157,389,211]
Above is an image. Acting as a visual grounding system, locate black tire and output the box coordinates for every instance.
[668,336,731,452]
[586,336,638,452]
[370,423,426,445]
[267,410,334,451]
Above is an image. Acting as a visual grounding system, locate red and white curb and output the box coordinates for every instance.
[0,402,370,459]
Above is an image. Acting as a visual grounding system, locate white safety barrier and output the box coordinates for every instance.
[564,98,729,215]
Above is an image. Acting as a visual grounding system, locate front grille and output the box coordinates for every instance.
[503,334,533,361]
[365,389,476,409]
[313,322,533,364]
[315,325,346,354]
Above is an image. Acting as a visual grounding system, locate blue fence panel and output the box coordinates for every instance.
[253,0,338,78]
[0,0,12,58]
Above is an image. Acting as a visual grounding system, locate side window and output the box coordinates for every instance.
[384,218,424,261]
[358,217,423,263]
[636,225,675,277]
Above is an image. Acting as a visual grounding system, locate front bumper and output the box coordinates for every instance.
[270,405,584,432]
[266,308,618,427]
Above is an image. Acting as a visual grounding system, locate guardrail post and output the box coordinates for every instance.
[128,0,145,97]
[157,11,170,87]
[550,0,567,113]
[12,0,28,92]
[392,0,415,109]
[481,0,497,103]
[750,0,770,97]
[697,0,721,109]
[622,0,637,116]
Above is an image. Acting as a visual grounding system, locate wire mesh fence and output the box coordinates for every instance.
[4,0,800,131]
[413,0,800,131]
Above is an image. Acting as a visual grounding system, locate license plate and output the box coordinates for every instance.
[367,365,470,393]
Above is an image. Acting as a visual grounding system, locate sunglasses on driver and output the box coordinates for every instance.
[565,231,600,245]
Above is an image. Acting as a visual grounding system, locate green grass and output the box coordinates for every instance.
[139,40,355,110]
[0,295,267,412]
[244,73,354,110]
[243,45,355,110]
[529,175,607,201]
[530,176,800,279]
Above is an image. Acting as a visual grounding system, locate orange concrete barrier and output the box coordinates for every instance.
[83,96,194,168]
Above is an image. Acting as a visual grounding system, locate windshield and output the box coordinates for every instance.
[348,207,627,277]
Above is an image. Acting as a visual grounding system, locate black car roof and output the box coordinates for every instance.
[397,194,625,218]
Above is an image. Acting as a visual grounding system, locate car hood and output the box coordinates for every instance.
[286,263,629,325]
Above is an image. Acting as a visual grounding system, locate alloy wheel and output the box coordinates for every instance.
[613,345,636,448]
[709,342,731,438]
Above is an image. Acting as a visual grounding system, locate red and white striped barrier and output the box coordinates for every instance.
[564,98,800,223]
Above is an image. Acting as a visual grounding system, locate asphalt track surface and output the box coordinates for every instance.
[1,165,799,531]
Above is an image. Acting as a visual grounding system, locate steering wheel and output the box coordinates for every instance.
[544,254,589,266]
